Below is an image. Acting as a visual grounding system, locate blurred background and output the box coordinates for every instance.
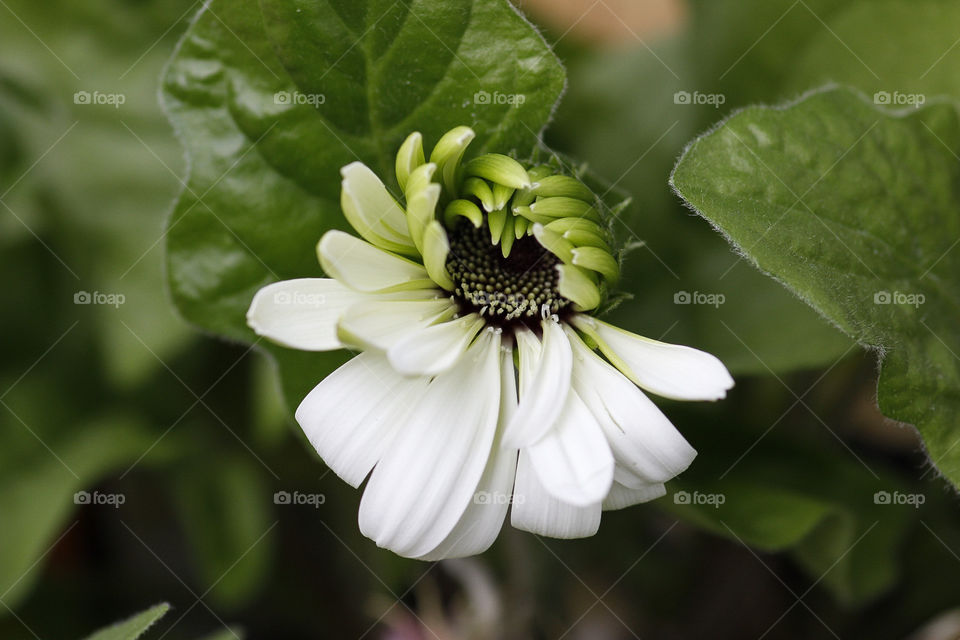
[2,0,959,638]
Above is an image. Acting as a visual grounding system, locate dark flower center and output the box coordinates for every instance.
[445,220,571,328]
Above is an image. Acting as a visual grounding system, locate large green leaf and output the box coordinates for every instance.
[671,87,960,486]
[664,418,917,605]
[162,0,565,409]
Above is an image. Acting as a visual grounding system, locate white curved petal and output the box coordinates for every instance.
[418,344,518,560]
[387,313,485,376]
[502,320,572,449]
[567,327,697,484]
[525,389,614,507]
[247,278,364,351]
[602,482,666,511]
[337,297,454,352]
[341,162,418,257]
[511,451,601,538]
[317,230,434,293]
[295,352,429,487]
[572,316,734,401]
[359,330,502,558]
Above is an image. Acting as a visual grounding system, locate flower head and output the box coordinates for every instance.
[247,126,734,559]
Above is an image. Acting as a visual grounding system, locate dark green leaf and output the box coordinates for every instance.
[672,87,960,487]
[162,0,565,409]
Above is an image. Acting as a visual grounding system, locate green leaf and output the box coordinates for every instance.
[162,0,564,410]
[671,87,960,486]
[195,629,245,640]
[82,603,169,640]
[81,603,244,640]
[662,412,917,605]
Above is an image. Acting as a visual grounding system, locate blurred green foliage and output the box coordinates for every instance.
[0,0,958,638]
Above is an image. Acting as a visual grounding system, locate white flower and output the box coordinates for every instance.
[247,127,734,559]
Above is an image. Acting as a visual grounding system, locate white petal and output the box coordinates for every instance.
[359,330,502,558]
[511,451,601,538]
[247,278,364,351]
[337,297,455,351]
[418,344,518,560]
[502,320,572,449]
[387,313,485,376]
[567,326,697,484]
[341,162,418,257]
[602,482,666,511]
[572,316,734,401]
[295,352,429,487]
[525,389,614,507]
[317,230,434,293]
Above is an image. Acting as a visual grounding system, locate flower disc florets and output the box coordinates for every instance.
[446,220,568,328]
[393,126,621,324]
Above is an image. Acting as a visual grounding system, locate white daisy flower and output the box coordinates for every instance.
[247,126,734,560]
